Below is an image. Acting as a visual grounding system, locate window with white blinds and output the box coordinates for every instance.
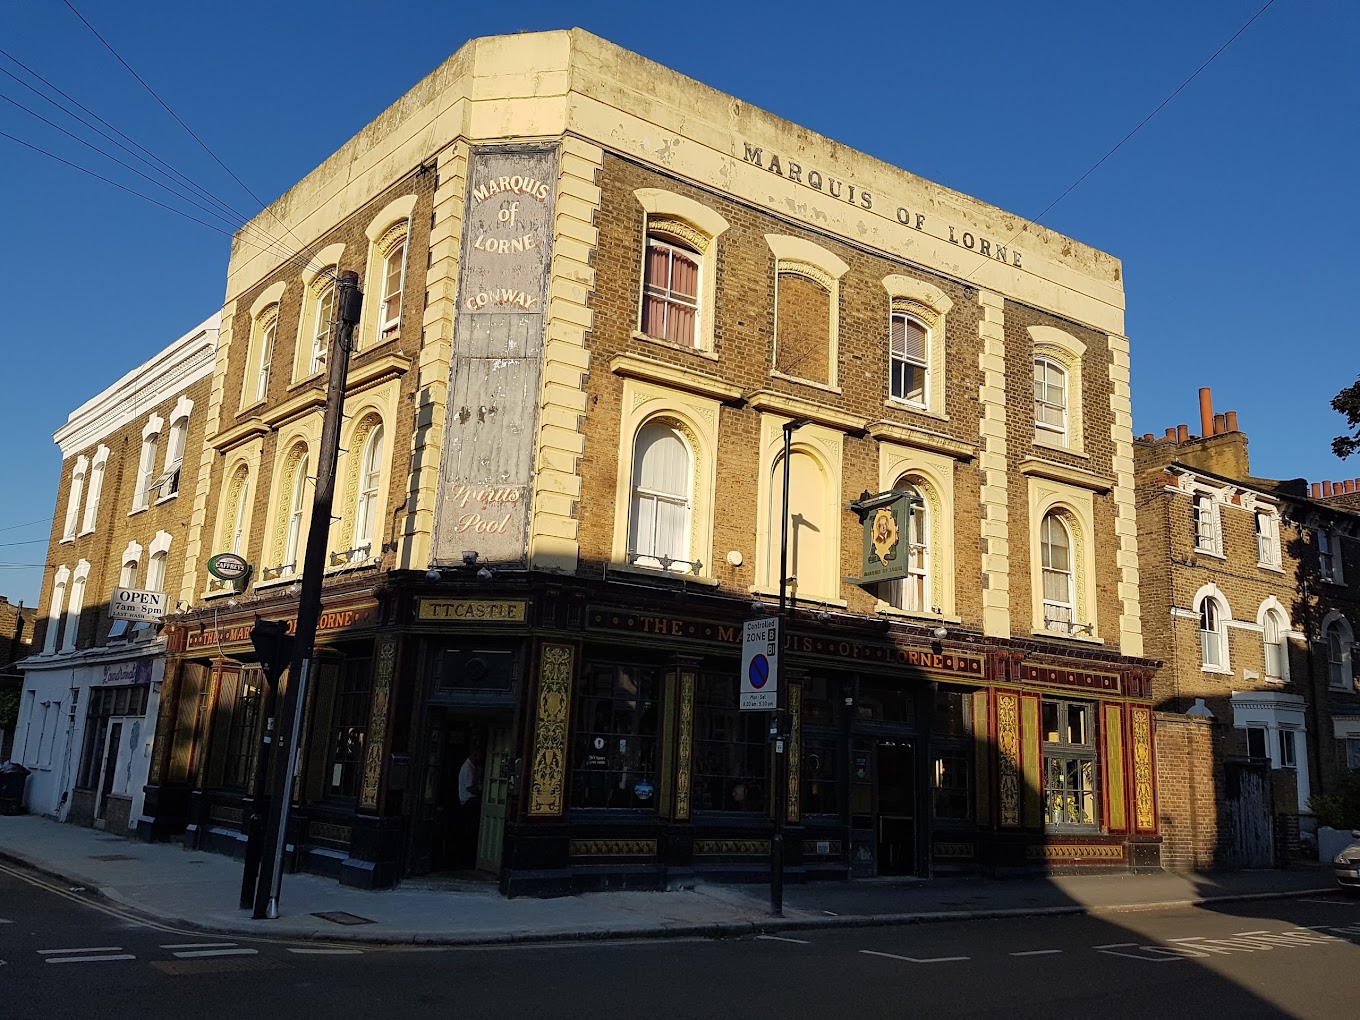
[890,312,928,406]
[628,422,692,571]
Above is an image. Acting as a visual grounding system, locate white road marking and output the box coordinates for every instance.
[1233,930,1270,936]
[286,948,364,955]
[37,946,123,955]
[1299,898,1347,905]
[1093,942,1137,949]
[0,918,13,924]
[756,935,811,945]
[171,948,259,959]
[861,949,969,964]
[44,954,137,964]
[160,946,240,957]
[1010,949,1063,956]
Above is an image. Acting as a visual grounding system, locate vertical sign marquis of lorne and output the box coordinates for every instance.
[855,490,917,585]
[741,617,781,711]
[434,146,558,565]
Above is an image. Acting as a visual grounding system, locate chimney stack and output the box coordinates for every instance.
[1199,388,1214,439]
[1225,410,1239,432]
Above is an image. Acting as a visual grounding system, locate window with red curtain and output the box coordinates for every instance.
[641,235,701,346]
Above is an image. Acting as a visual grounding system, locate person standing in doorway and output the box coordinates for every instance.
[457,747,484,868]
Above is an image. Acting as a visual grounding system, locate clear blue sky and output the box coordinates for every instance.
[3,0,1356,608]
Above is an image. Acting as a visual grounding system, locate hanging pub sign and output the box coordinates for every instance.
[851,490,919,585]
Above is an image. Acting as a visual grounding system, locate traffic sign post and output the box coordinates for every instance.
[741,617,780,711]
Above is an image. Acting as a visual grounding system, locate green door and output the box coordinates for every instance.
[476,724,511,873]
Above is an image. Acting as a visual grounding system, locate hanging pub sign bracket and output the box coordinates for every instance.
[845,489,920,587]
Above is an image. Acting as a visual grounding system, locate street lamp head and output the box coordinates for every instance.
[783,417,814,433]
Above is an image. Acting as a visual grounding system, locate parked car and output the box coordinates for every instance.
[1335,830,1360,892]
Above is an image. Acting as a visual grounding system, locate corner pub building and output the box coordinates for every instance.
[144,30,1162,894]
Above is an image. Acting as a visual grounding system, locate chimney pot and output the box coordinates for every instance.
[1213,413,1227,435]
[1225,410,1239,432]
[1199,388,1214,439]
[1177,424,1190,444]
[1142,433,1154,442]
[1164,427,1177,441]
[1324,481,1334,496]
[1313,482,1323,498]
[1346,480,1356,495]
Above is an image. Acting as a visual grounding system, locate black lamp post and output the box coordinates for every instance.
[771,417,812,916]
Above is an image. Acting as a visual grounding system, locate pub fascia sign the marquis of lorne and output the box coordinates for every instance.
[741,142,1024,267]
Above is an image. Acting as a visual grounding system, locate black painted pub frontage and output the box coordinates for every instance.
[143,572,1162,894]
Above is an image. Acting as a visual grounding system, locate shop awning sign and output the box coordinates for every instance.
[740,617,780,711]
[851,490,920,585]
[109,587,167,622]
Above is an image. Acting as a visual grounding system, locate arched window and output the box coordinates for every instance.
[628,422,691,571]
[1326,618,1353,689]
[255,314,276,403]
[378,237,408,340]
[352,424,384,561]
[161,415,189,496]
[310,272,338,375]
[43,568,69,654]
[888,481,929,612]
[229,475,250,555]
[1255,511,1280,567]
[1033,357,1068,445]
[889,312,929,407]
[1194,494,1222,555]
[642,234,701,346]
[135,428,161,510]
[81,447,108,534]
[1040,513,1074,633]
[285,455,310,572]
[1200,598,1225,669]
[62,457,88,540]
[1263,610,1287,681]
[146,550,168,594]
[62,567,88,652]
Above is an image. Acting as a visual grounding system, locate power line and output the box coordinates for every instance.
[62,0,322,276]
[0,518,51,534]
[0,50,305,266]
[966,0,1279,280]
[0,540,47,549]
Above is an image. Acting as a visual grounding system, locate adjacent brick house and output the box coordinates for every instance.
[122,30,1161,892]
[1138,389,1360,869]
[11,317,217,831]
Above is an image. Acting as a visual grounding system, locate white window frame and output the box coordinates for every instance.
[641,234,702,349]
[1040,512,1075,633]
[1262,609,1287,682]
[1194,494,1223,556]
[62,456,88,541]
[1255,511,1281,567]
[351,424,384,562]
[132,414,164,512]
[61,561,90,653]
[889,311,929,408]
[1033,356,1069,446]
[310,276,337,376]
[887,481,929,613]
[627,421,694,573]
[1318,528,1344,584]
[284,456,310,574]
[1325,616,1354,690]
[1200,597,1225,670]
[255,314,276,403]
[43,566,70,654]
[377,234,409,343]
[81,446,109,535]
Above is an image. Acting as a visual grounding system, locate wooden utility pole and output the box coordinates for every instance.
[253,270,362,919]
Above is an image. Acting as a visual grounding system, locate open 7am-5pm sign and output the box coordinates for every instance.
[109,587,168,623]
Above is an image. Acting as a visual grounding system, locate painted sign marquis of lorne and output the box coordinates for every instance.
[741,142,1024,268]
[435,146,558,565]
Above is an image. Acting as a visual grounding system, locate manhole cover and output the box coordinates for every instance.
[311,911,375,926]
[88,854,137,862]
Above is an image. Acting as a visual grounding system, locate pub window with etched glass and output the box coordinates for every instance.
[1042,698,1098,830]
[800,674,841,818]
[932,687,973,823]
[326,656,372,800]
[571,663,661,810]
[224,668,266,790]
[693,671,769,813]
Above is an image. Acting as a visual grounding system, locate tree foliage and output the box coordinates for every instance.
[1331,379,1360,458]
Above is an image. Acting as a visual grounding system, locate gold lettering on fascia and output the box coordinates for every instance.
[742,142,1022,269]
[419,600,527,622]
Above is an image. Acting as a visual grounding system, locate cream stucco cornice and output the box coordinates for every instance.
[609,353,744,403]
[347,353,412,395]
[746,389,868,434]
[867,420,975,462]
[210,416,270,453]
[263,385,327,429]
[1019,456,1113,494]
[55,313,221,457]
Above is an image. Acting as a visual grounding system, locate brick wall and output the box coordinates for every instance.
[1154,712,1222,870]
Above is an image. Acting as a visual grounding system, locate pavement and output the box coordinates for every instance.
[0,813,1339,945]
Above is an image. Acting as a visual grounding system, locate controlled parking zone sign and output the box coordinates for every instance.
[740,617,781,711]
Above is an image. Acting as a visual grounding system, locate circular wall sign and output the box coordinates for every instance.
[207,553,250,581]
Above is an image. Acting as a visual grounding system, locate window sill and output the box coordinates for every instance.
[769,369,842,395]
[884,398,948,423]
[1201,666,1234,676]
[1257,562,1285,573]
[289,371,327,392]
[748,585,847,609]
[60,535,75,544]
[1193,548,1227,560]
[630,330,718,362]
[238,397,267,416]
[1319,577,1347,587]
[1033,434,1086,458]
[1032,628,1104,646]
[77,528,96,539]
[253,574,301,592]
[324,558,381,577]
[875,603,961,625]
[127,505,149,518]
[154,491,180,507]
[609,560,719,586]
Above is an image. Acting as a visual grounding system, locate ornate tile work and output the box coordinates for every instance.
[787,684,802,824]
[674,669,695,821]
[1130,705,1155,833]
[360,638,397,811]
[996,691,1021,827]
[528,643,575,817]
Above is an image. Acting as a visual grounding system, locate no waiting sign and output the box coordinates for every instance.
[740,617,781,711]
